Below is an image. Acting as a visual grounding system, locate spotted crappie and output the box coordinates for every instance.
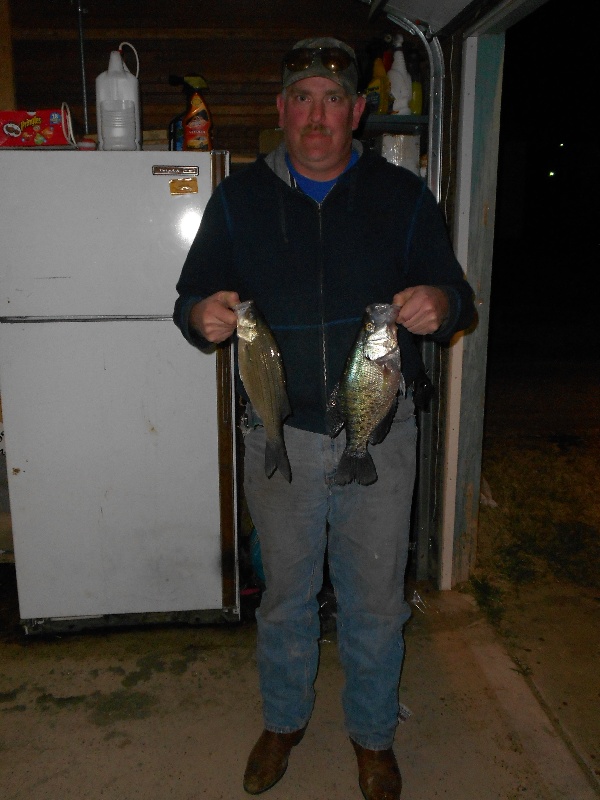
[326,303,404,486]
[234,300,292,482]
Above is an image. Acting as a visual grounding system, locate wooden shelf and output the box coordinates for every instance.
[362,114,428,135]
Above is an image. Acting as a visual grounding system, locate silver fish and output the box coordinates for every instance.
[234,300,292,482]
[327,303,404,486]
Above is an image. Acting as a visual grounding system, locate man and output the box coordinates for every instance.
[174,36,475,800]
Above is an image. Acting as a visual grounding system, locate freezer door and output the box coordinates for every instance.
[0,151,216,317]
[0,319,236,622]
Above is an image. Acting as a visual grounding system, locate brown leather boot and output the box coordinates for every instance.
[243,728,306,795]
[351,739,402,800]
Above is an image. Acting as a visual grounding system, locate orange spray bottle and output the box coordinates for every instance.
[182,74,212,151]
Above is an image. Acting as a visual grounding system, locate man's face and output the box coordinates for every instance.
[276,76,366,181]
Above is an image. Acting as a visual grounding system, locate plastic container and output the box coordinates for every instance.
[406,51,423,116]
[167,74,186,151]
[381,134,421,176]
[96,44,141,151]
[168,112,184,151]
[365,58,391,116]
[182,75,212,151]
[168,75,212,150]
[387,35,412,115]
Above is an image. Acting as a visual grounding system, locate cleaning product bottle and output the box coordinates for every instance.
[168,111,184,152]
[96,42,141,151]
[182,75,212,151]
[382,34,394,73]
[407,50,423,115]
[365,57,391,116]
[167,74,193,151]
[387,34,412,115]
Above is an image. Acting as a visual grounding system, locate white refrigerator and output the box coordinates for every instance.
[0,149,238,632]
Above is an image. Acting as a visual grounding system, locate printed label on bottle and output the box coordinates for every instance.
[183,110,211,151]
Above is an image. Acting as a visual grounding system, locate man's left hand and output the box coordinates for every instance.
[393,286,449,335]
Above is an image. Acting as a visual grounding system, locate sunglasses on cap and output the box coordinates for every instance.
[283,46,356,74]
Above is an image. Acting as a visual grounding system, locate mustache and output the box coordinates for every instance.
[301,124,332,136]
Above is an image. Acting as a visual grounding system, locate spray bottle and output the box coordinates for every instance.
[96,42,141,151]
[182,75,212,151]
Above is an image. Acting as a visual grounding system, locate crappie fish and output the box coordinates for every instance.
[327,303,404,486]
[234,300,292,482]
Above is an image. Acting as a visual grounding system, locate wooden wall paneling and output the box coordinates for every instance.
[0,0,15,109]
[8,0,394,157]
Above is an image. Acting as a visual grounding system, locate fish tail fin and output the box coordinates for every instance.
[334,449,378,486]
[265,438,292,483]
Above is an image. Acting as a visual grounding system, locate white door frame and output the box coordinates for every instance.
[439,0,548,588]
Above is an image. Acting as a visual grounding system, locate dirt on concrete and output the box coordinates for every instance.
[0,357,598,799]
[474,358,600,788]
[0,573,598,800]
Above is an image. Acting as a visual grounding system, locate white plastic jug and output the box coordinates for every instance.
[96,44,141,151]
[388,34,412,116]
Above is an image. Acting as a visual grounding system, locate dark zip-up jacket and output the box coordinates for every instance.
[174,141,475,435]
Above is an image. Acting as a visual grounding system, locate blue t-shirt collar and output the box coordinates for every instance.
[285,149,359,203]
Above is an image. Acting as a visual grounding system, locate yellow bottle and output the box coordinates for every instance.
[407,52,423,115]
[366,58,391,115]
[409,80,423,115]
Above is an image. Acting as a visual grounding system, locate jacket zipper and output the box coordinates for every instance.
[290,174,335,417]
[317,201,328,417]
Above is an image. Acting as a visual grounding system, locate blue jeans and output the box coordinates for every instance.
[241,393,416,750]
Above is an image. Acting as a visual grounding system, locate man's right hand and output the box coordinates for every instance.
[189,290,240,343]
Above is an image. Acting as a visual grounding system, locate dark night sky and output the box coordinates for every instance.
[489,0,597,358]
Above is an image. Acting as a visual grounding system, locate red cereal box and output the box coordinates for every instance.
[0,109,71,148]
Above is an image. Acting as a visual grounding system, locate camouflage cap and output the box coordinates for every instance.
[282,37,359,96]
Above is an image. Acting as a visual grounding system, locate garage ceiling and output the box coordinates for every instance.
[364,0,476,34]
[364,0,549,36]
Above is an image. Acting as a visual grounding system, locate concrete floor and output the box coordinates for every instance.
[1,359,598,799]
[0,579,598,800]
